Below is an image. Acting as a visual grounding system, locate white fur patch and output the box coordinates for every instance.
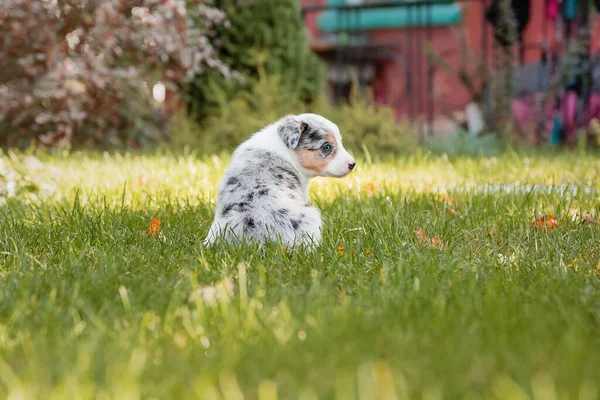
[204,114,354,250]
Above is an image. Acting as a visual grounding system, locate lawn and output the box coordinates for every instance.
[1,150,600,399]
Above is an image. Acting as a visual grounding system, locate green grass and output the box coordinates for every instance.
[1,150,600,399]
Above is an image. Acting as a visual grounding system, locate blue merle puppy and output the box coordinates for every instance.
[204,113,356,249]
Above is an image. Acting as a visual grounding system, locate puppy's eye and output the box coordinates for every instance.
[321,143,332,154]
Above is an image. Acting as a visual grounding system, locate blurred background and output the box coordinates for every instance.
[1,0,599,156]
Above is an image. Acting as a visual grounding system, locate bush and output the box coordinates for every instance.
[171,72,305,153]
[186,0,324,121]
[320,86,419,158]
[0,0,229,148]
[170,74,419,156]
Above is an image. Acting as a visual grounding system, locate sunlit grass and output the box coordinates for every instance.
[1,150,600,399]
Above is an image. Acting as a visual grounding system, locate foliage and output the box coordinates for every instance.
[186,0,324,121]
[2,151,600,398]
[320,84,419,157]
[173,73,305,153]
[0,0,228,148]
[171,74,418,156]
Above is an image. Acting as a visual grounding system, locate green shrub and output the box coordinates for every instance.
[173,73,304,154]
[318,88,419,158]
[186,0,324,121]
[171,74,419,156]
[0,0,229,149]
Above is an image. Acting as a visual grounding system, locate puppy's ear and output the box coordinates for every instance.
[278,116,308,149]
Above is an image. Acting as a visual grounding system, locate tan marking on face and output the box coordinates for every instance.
[294,133,337,174]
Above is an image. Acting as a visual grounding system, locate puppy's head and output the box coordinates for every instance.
[278,113,356,178]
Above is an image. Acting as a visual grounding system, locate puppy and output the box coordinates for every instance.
[204,113,356,249]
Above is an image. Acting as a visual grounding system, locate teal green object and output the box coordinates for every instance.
[550,112,561,145]
[562,0,577,21]
[317,1,462,31]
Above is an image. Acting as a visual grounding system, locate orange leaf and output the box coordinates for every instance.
[429,236,441,246]
[533,215,558,232]
[147,218,161,237]
[338,245,345,256]
[415,228,428,241]
[365,249,372,255]
[363,182,377,197]
[137,174,148,187]
[446,206,456,215]
[415,228,441,247]
[438,194,452,204]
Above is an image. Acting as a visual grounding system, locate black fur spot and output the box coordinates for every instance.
[298,128,325,150]
[277,208,289,216]
[246,192,255,201]
[222,204,233,216]
[307,129,321,142]
[275,174,284,181]
[226,177,239,186]
[278,118,302,149]
[223,202,249,216]
[258,188,269,196]
[291,219,300,230]
[276,167,301,187]
[245,217,255,229]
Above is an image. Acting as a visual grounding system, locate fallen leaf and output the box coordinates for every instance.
[137,174,148,187]
[574,212,597,225]
[532,215,558,232]
[583,214,597,224]
[365,249,372,255]
[446,206,456,215]
[363,182,377,197]
[415,228,441,247]
[429,236,441,246]
[415,228,428,241]
[337,245,345,256]
[147,218,161,237]
[589,261,600,277]
[438,193,452,204]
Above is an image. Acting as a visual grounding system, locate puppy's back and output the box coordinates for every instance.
[205,148,321,247]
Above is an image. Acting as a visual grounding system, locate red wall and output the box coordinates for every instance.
[301,0,600,118]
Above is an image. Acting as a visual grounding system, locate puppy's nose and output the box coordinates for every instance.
[348,161,356,171]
